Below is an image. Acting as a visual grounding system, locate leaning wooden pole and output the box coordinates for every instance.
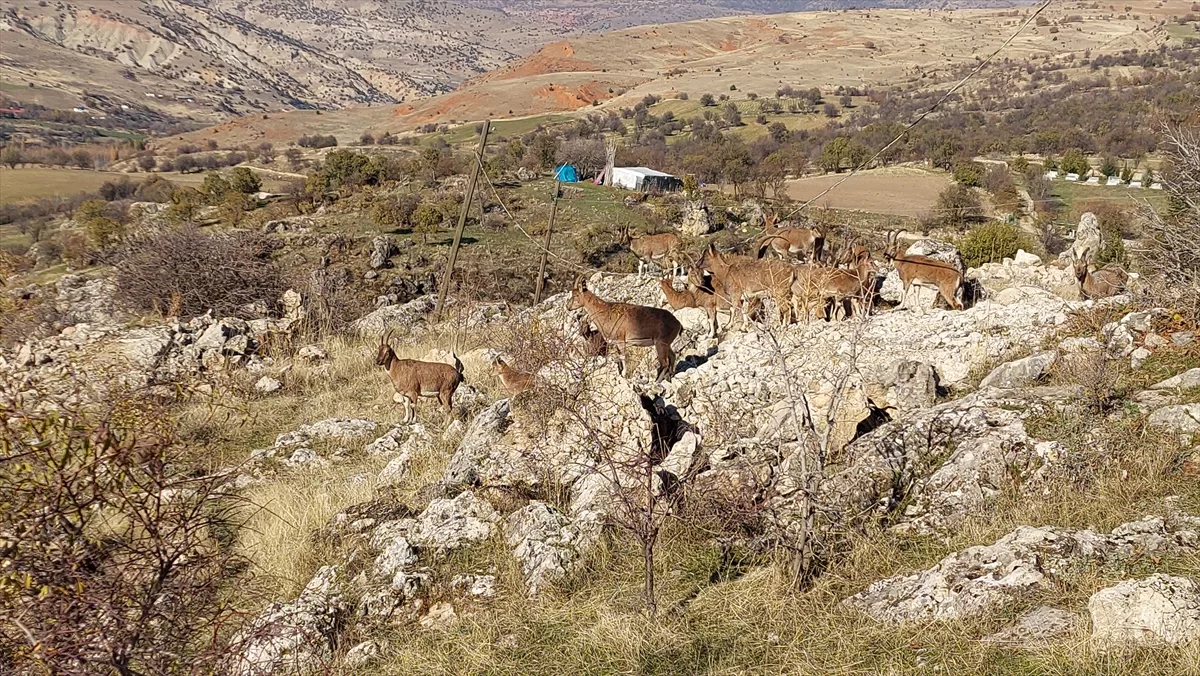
[435,120,490,321]
[533,180,561,305]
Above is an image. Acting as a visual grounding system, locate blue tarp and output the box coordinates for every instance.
[554,164,578,182]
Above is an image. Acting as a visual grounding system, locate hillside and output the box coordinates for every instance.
[0,0,1003,125]
[162,0,1185,148]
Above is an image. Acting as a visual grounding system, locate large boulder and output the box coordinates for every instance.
[408,491,500,551]
[505,502,594,596]
[369,235,397,270]
[1147,404,1200,437]
[843,515,1200,624]
[979,351,1058,389]
[230,566,348,676]
[1071,212,1102,263]
[1089,574,1200,647]
[679,200,714,236]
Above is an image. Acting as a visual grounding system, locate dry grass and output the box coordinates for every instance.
[782,167,952,218]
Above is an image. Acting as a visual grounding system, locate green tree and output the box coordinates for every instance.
[411,203,443,244]
[1120,164,1134,183]
[952,161,985,187]
[74,199,109,224]
[1060,149,1090,176]
[200,172,232,201]
[699,93,715,107]
[1,145,21,168]
[1011,156,1029,173]
[958,222,1025,267]
[228,166,262,194]
[219,192,254,226]
[1099,156,1119,178]
[85,217,124,249]
[529,134,559,170]
[722,102,742,127]
[936,184,983,229]
[166,187,204,226]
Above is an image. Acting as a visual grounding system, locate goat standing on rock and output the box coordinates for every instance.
[885,230,965,312]
[568,278,682,381]
[375,331,464,423]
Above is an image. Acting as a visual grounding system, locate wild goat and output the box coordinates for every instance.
[492,356,534,396]
[699,244,797,326]
[1073,256,1129,299]
[658,273,727,336]
[755,212,825,263]
[568,278,682,380]
[622,228,683,278]
[578,317,609,357]
[884,230,964,311]
[375,331,464,423]
[790,246,878,321]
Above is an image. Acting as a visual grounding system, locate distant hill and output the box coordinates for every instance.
[159,1,1180,150]
[0,0,1029,124]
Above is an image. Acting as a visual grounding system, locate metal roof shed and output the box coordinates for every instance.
[610,167,682,192]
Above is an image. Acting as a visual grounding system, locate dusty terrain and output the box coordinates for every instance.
[783,167,952,216]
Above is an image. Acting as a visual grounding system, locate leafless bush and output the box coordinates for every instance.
[0,389,251,674]
[300,264,375,337]
[113,227,284,318]
[1140,124,1200,322]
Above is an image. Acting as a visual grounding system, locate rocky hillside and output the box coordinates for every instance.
[5,211,1200,671]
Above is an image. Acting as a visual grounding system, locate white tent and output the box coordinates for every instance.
[609,167,682,192]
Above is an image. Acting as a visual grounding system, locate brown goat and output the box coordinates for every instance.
[699,244,797,326]
[885,230,964,311]
[790,250,877,322]
[755,212,825,262]
[1073,257,1130,299]
[374,332,464,422]
[568,279,682,380]
[492,356,535,396]
[578,317,610,357]
[622,229,683,278]
[658,274,723,336]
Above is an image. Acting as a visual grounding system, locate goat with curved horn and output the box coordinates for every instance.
[885,229,964,312]
[375,334,464,423]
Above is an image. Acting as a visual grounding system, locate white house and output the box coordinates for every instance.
[609,167,682,192]
[1065,173,1080,182]
[1105,176,1121,186]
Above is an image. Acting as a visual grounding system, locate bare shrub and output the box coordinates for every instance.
[1140,124,1200,322]
[113,227,284,318]
[0,389,251,674]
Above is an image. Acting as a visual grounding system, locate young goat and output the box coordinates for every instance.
[1073,256,1129,299]
[755,212,825,263]
[492,356,535,396]
[885,230,964,311]
[658,273,726,336]
[623,229,683,278]
[568,278,682,380]
[375,331,464,423]
[790,249,877,322]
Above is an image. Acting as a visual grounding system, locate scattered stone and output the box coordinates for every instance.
[409,492,500,551]
[505,502,591,596]
[982,606,1079,646]
[374,536,418,578]
[1012,249,1042,266]
[980,351,1058,389]
[369,235,397,269]
[1171,332,1196,347]
[1151,369,1200,391]
[843,515,1200,624]
[344,640,383,668]
[377,454,411,487]
[419,602,458,629]
[297,345,329,361]
[255,376,283,394]
[1089,574,1200,647]
[679,200,713,236]
[230,566,347,676]
[450,574,497,598]
[1147,404,1200,437]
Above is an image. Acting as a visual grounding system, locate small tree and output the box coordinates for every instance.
[838,94,852,108]
[936,183,983,228]
[2,145,22,168]
[412,202,443,244]
[699,93,716,107]
[219,191,254,226]
[958,221,1025,267]
[200,172,232,201]
[722,102,743,127]
[1061,148,1090,176]
[952,161,985,187]
[227,166,261,194]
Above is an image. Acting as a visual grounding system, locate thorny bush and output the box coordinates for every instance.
[0,389,252,675]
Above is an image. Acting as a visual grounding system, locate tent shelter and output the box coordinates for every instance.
[554,164,578,182]
[609,167,682,192]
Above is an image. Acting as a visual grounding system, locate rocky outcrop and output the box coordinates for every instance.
[408,492,500,551]
[1147,404,1200,437]
[679,200,713,237]
[979,351,1058,389]
[1071,212,1103,263]
[843,515,1200,624]
[230,566,348,676]
[505,502,595,596]
[1089,574,1200,647]
[982,606,1079,646]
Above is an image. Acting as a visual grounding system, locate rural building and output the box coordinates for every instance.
[610,167,682,192]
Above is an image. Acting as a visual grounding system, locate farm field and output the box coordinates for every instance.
[782,167,951,217]
[0,167,294,205]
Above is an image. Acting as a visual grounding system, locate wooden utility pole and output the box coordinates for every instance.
[533,180,560,305]
[435,120,490,321]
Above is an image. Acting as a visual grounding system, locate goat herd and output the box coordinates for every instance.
[376,213,1130,422]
